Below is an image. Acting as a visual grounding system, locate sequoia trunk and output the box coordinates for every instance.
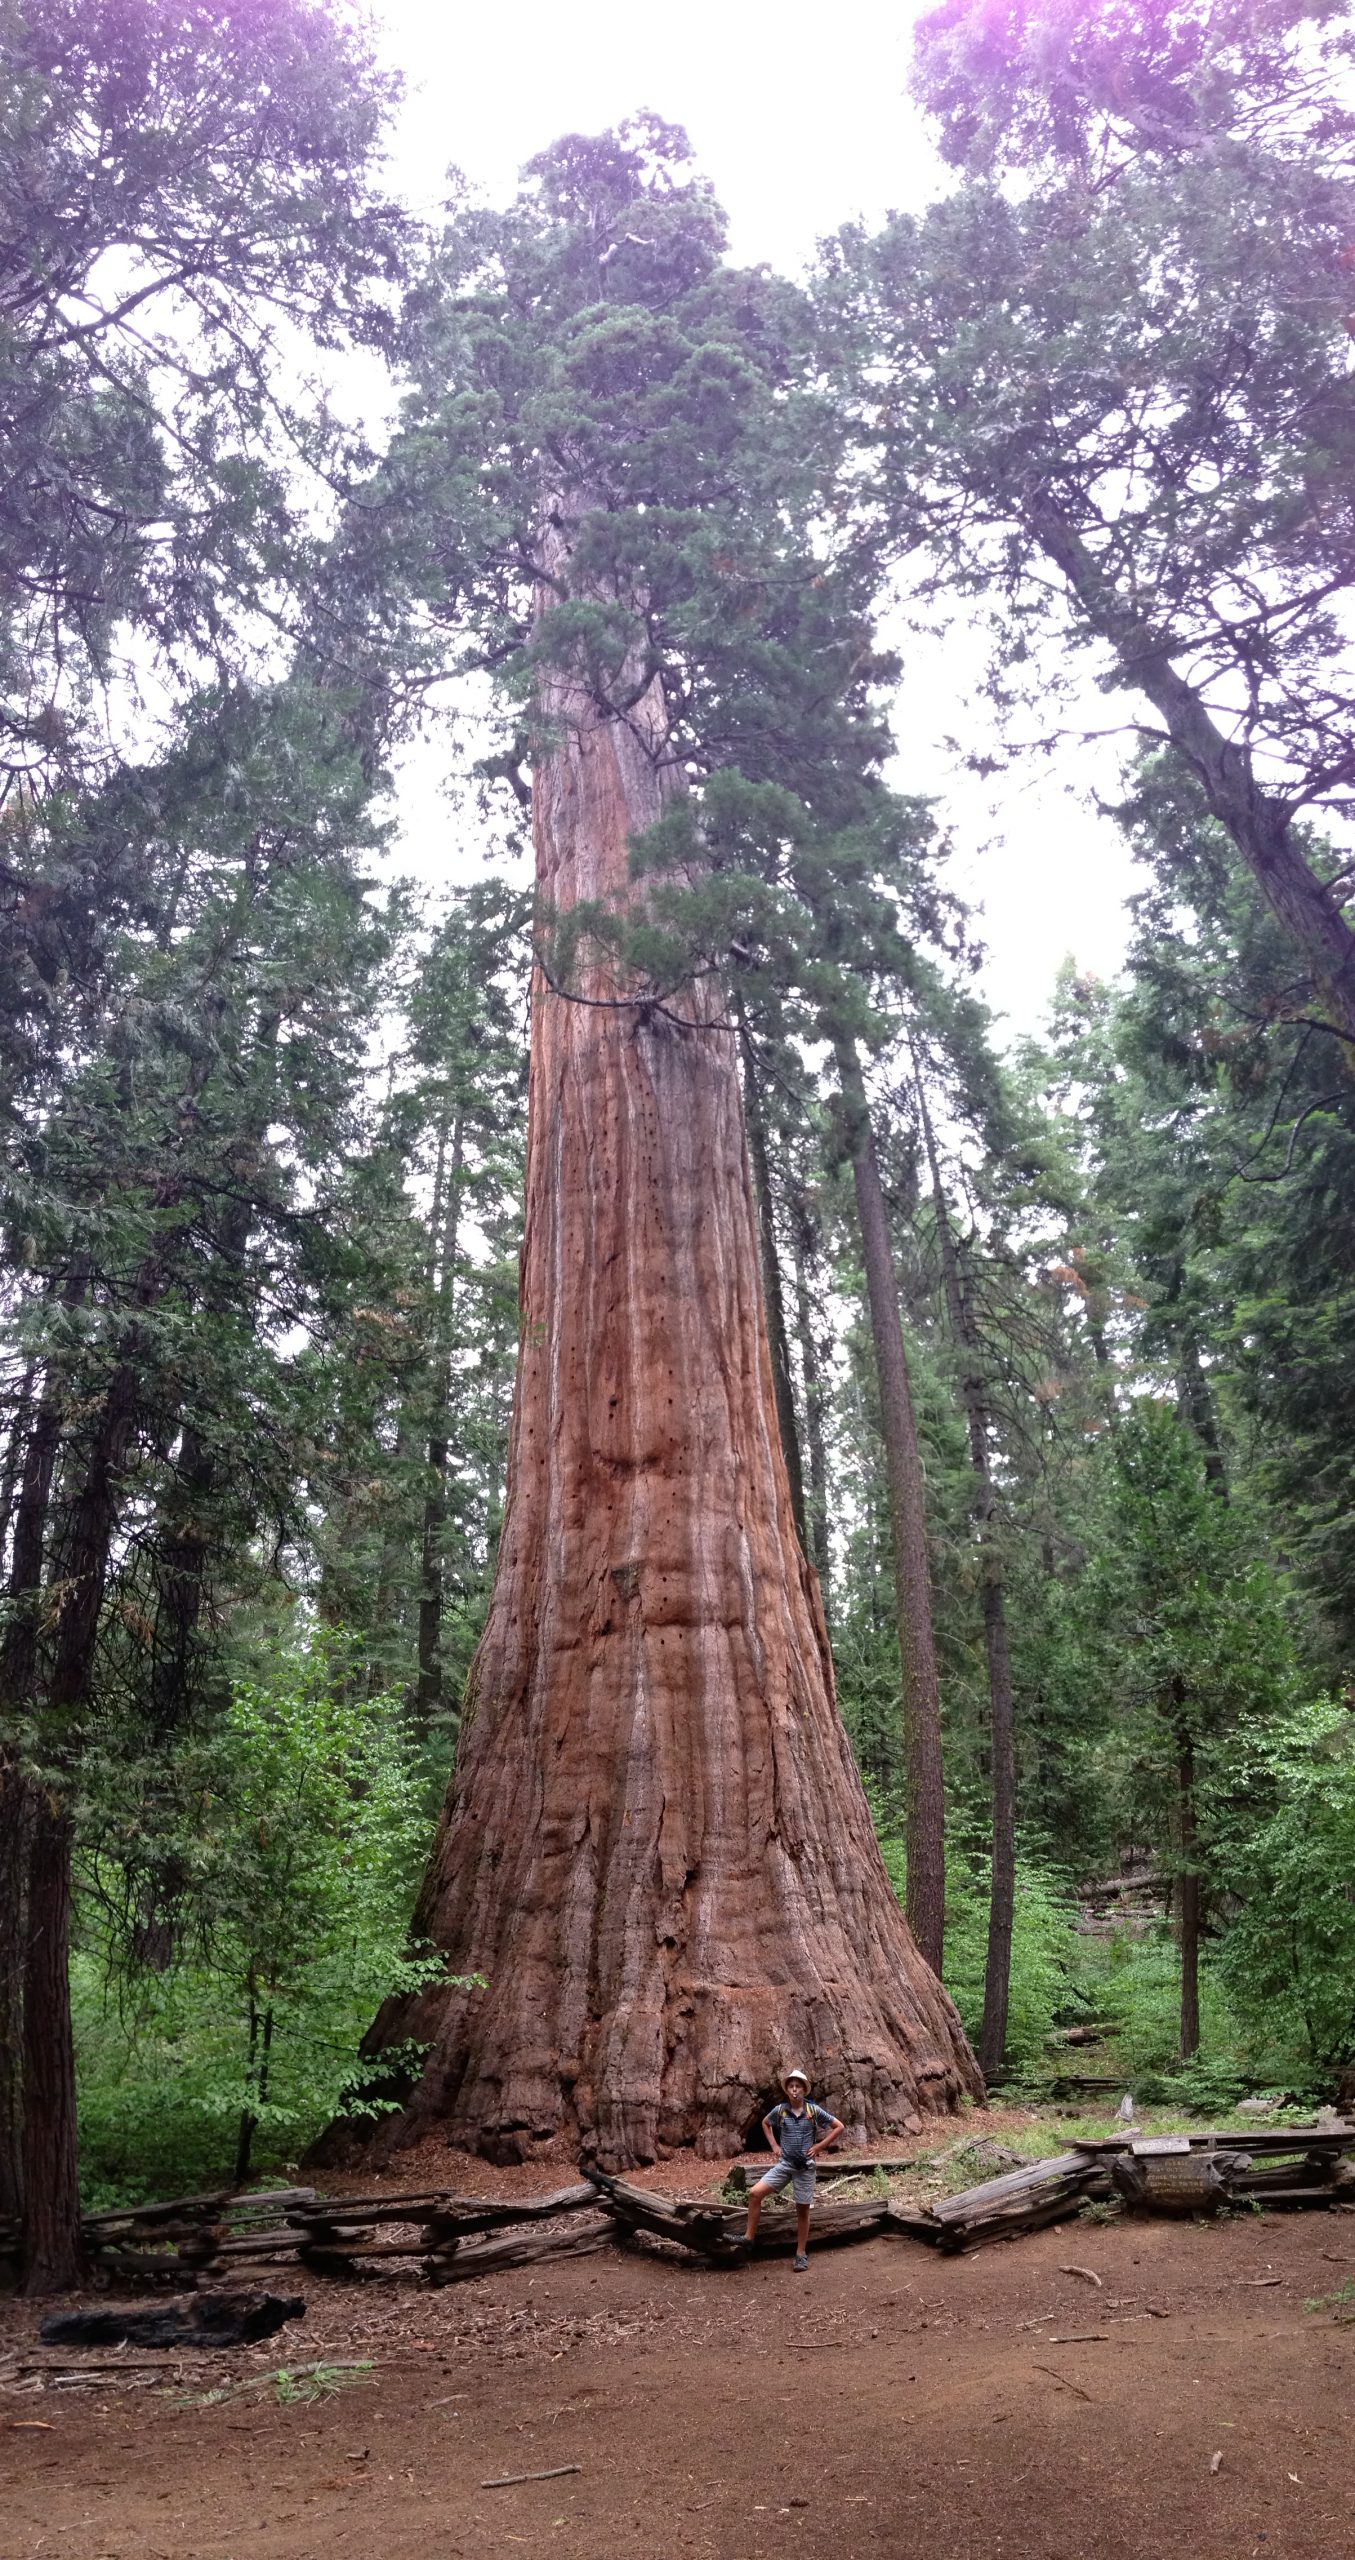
[362,539,979,2165]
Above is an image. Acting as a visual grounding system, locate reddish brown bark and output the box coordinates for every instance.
[364,557,979,2167]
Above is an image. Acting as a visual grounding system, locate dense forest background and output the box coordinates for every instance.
[2,0,1354,2237]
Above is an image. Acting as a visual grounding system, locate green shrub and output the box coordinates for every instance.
[942,1856,1082,2066]
[866,1785,1083,2068]
[75,1649,456,2204]
[1216,1698,1355,2079]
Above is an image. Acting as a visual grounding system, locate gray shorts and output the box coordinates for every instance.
[753,2158,816,2206]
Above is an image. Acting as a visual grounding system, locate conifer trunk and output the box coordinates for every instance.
[19,1788,79,2292]
[360,531,979,2164]
[737,1009,808,1552]
[0,1343,69,2238]
[1178,1737,1202,2061]
[834,1043,948,1977]
[915,1077,1016,2080]
[415,1111,464,1724]
[0,1754,30,2229]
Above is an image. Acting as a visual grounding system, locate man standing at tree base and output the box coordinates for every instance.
[744,2070,844,2271]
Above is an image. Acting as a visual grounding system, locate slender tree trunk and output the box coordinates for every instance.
[914,1076,1016,2080]
[0,1360,37,1569]
[834,1042,947,1976]
[19,1787,79,2291]
[0,1346,69,2237]
[14,1358,141,2292]
[1178,1737,1201,2061]
[0,1754,31,2228]
[358,515,979,2164]
[1175,1325,1228,1498]
[148,1423,217,1737]
[415,1111,465,1725]
[978,1575,1017,2077]
[788,1185,832,1596]
[737,1009,808,1552]
[1086,1313,1120,1432]
[235,1983,259,2187]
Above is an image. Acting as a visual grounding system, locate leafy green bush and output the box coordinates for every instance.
[1216,1698,1355,2079]
[1077,1930,1251,2106]
[942,1856,1082,2067]
[75,1649,454,2204]
[866,1785,1082,2067]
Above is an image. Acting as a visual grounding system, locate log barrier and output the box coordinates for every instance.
[4,2124,1350,2292]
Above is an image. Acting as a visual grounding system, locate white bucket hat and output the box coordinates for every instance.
[783,2066,810,2088]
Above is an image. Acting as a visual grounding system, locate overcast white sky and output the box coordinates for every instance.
[364,0,1139,1038]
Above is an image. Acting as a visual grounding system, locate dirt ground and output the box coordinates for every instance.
[4,2163,1354,2560]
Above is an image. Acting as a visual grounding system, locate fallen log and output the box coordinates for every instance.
[926,2152,1106,2251]
[289,2183,596,2238]
[583,2168,743,2259]
[885,2205,949,2246]
[727,2151,912,2193]
[424,2212,615,2284]
[84,2187,315,2232]
[746,2203,890,2254]
[85,2252,223,2284]
[1070,2124,1353,2156]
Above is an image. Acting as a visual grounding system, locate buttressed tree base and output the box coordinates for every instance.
[358,550,980,2169]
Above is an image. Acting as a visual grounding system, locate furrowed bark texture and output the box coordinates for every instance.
[366,588,979,2168]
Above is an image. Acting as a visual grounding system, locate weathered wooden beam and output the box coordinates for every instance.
[424,2214,616,2284]
[289,2183,596,2236]
[746,2204,890,2254]
[725,2150,916,2192]
[83,2186,315,2232]
[929,2151,1093,2222]
[1071,2124,1353,2156]
[583,2167,743,2258]
[884,2206,949,2245]
[926,2151,1104,2251]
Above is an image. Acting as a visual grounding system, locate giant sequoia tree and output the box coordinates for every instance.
[351,123,978,2163]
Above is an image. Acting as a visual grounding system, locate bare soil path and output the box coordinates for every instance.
[4,2204,1354,2560]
